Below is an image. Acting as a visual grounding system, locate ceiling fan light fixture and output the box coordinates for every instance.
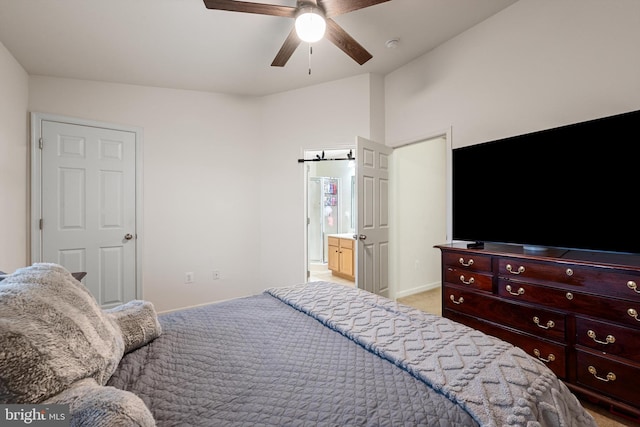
[295,8,326,43]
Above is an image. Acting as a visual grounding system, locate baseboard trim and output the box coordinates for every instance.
[395,282,441,299]
[157,297,238,314]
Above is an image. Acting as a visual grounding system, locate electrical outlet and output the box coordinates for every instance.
[185,272,194,284]
[213,271,220,280]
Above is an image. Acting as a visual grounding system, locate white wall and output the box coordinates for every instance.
[384,0,640,298]
[0,41,29,272]
[257,74,383,288]
[28,77,262,312]
[26,73,378,311]
[385,0,640,148]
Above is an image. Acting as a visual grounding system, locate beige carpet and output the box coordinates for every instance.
[397,288,639,427]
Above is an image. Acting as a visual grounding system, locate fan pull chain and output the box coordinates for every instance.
[308,44,312,75]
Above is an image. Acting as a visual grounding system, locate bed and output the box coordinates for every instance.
[1,264,597,427]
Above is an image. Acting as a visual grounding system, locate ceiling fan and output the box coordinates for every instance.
[202,0,391,67]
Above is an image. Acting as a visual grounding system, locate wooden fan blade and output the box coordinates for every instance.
[271,27,302,67]
[325,19,372,65]
[203,0,297,18]
[317,0,391,18]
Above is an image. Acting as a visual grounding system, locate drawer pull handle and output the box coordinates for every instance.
[587,330,616,345]
[459,257,474,267]
[459,275,475,285]
[565,292,574,300]
[449,295,464,305]
[627,308,640,321]
[565,268,573,276]
[533,316,555,330]
[505,285,525,296]
[628,281,639,294]
[587,366,616,382]
[506,264,525,275]
[533,349,556,363]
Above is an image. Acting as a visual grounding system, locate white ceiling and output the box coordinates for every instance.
[0,0,517,96]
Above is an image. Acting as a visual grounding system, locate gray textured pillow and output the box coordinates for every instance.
[0,263,125,403]
[107,300,162,354]
[45,378,155,427]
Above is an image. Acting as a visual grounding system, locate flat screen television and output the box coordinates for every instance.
[452,108,640,255]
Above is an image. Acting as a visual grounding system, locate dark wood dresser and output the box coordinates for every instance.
[436,242,640,418]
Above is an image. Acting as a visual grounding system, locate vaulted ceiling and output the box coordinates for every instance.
[0,0,517,96]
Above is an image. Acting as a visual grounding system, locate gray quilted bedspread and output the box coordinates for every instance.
[109,282,596,427]
[108,287,479,426]
[267,282,597,427]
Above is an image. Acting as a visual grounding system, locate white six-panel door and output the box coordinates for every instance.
[356,136,392,297]
[38,119,138,308]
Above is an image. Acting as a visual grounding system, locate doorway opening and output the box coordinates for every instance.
[391,133,449,300]
[303,148,356,287]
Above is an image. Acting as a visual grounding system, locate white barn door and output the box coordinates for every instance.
[33,116,139,308]
[356,136,392,297]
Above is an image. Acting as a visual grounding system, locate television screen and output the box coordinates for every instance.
[452,109,640,254]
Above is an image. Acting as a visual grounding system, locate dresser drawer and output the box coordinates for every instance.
[497,279,640,328]
[498,257,640,301]
[444,286,566,342]
[501,334,566,379]
[443,251,492,273]
[497,279,572,307]
[444,267,493,292]
[443,309,567,378]
[576,350,640,407]
[576,317,640,364]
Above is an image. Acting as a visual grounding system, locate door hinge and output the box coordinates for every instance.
[39,138,43,149]
[39,218,43,230]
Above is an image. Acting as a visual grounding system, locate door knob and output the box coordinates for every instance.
[358,234,367,240]
[124,233,133,240]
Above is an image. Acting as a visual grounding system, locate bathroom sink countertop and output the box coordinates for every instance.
[328,233,356,240]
